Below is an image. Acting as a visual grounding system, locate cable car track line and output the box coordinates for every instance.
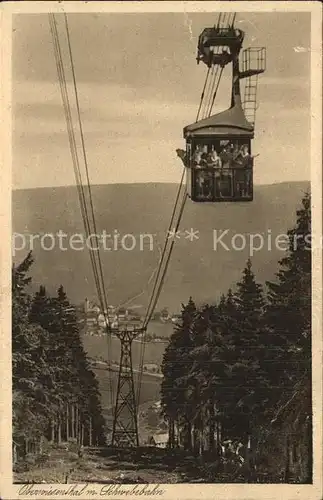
[137,184,187,407]
[49,15,102,307]
[136,178,186,399]
[136,10,236,409]
[137,190,188,407]
[64,13,111,331]
[205,63,220,118]
[49,15,104,322]
[208,65,224,117]
[63,13,114,403]
[202,63,216,118]
[141,168,186,330]
[196,65,211,122]
[144,190,188,329]
[49,13,114,405]
[197,12,237,120]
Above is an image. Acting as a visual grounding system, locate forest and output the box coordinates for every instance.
[161,192,312,482]
[12,255,106,463]
[12,191,311,484]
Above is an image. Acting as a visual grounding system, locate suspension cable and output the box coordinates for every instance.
[201,63,216,118]
[195,64,211,123]
[216,12,223,29]
[200,11,236,119]
[49,16,103,314]
[63,13,114,404]
[49,13,114,405]
[137,190,188,406]
[221,12,228,28]
[205,64,220,118]
[141,168,186,329]
[208,65,224,117]
[136,174,187,407]
[144,190,188,329]
[64,13,111,330]
[141,9,225,332]
[136,10,228,407]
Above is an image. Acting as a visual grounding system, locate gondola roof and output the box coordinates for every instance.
[184,102,254,138]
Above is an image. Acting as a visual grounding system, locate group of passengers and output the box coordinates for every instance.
[192,142,254,169]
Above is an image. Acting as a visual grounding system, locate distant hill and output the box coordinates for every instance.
[12,181,310,312]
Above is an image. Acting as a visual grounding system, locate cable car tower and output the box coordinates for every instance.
[111,325,145,447]
[182,15,266,202]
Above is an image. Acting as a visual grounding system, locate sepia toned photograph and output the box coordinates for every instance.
[1,1,322,498]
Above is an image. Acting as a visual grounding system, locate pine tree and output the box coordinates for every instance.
[12,253,50,452]
[57,285,106,445]
[210,289,239,442]
[13,255,107,453]
[225,260,267,440]
[161,297,197,449]
[183,303,213,454]
[189,303,228,455]
[263,192,312,482]
[266,191,311,394]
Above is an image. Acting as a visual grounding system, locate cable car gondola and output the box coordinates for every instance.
[180,16,266,203]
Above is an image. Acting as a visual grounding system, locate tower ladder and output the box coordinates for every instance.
[243,73,259,127]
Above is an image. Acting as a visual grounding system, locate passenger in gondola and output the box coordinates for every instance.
[207,147,222,168]
[219,145,231,168]
[193,145,203,167]
[233,144,249,167]
[242,145,259,168]
[241,144,251,166]
[225,143,234,166]
[232,143,240,161]
[200,150,208,167]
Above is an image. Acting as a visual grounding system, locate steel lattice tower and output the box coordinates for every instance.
[111,326,144,447]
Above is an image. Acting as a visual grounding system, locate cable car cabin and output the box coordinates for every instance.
[183,103,255,203]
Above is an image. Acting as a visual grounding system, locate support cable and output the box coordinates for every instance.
[135,11,226,409]
[205,64,220,118]
[202,63,216,118]
[195,65,211,122]
[64,13,111,330]
[142,168,186,329]
[49,13,114,405]
[144,191,188,329]
[137,190,188,406]
[49,15,103,315]
[136,174,186,406]
[208,65,224,117]
[63,13,114,405]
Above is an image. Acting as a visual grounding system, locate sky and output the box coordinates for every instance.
[12,11,311,189]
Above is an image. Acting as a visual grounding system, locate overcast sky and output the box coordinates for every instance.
[12,12,311,189]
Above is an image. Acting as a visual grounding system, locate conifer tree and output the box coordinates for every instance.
[263,192,312,482]
[225,260,267,440]
[266,191,311,394]
[161,297,197,448]
[13,254,106,453]
[189,303,227,454]
[12,253,50,451]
